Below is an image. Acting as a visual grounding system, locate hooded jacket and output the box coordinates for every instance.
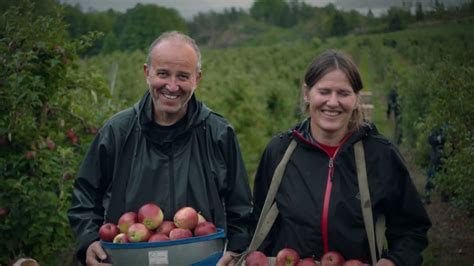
[253,119,431,265]
[67,91,253,264]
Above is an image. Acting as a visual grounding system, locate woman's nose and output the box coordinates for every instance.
[326,92,338,105]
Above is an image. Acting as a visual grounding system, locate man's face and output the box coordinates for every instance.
[144,40,201,125]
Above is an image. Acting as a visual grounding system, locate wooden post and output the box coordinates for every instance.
[360,91,374,122]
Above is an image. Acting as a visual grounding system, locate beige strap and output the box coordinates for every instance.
[250,140,297,248]
[247,203,279,252]
[355,141,385,263]
[236,140,297,265]
[376,215,385,256]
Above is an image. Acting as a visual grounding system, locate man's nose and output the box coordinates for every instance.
[166,77,179,91]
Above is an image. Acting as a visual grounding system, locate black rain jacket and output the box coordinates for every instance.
[67,91,253,264]
[253,119,431,265]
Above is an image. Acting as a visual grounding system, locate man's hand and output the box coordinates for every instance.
[376,258,396,266]
[217,251,239,266]
[85,241,112,266]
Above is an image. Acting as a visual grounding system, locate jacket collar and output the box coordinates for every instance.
[292,118,379,150]
[135,90,211,130]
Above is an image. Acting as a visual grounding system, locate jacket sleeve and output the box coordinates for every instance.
[382,145,432,266]
[67,128,115,264]
[217,125,254,252]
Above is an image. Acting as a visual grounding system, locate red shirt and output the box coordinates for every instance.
[317,142,339,158]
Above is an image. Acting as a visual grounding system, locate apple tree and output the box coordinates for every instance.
[0,1,117,264]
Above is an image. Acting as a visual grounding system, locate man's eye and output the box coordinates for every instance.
[157,72,168,77]
[178,74,189,80]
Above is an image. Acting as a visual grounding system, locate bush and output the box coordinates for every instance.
[0,1,117,264]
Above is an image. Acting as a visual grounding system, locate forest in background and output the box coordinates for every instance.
[1,0,473,264]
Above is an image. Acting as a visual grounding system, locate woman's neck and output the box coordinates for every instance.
[311,126,349,146]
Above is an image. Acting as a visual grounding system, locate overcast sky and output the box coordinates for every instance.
[59,0,467,20]
[60,0,334,19]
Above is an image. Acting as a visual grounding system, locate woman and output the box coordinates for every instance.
[251,50,431,265]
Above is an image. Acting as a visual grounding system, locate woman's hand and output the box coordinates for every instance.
[217,251,239,266]
[375,258,396,266]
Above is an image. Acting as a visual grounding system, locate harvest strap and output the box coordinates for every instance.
[236,139,297,265]
[354,141,386,263]
[237,139,385,265]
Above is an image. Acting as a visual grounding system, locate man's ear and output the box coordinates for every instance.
[197,71,202,82]
[143,63,149,77]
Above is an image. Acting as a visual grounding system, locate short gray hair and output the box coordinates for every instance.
[146,31,201,72]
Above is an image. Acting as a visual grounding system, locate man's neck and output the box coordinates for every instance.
[153,105,188,126]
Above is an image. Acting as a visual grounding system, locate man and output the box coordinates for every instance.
[67,31,253,265]
[386,85,398,120]
[424,126,446,204]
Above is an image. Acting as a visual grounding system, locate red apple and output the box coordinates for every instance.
[320,251,345,266]
[148,233,170,242]
[0,136,10,147]
[66,129,79,144]
[138,203,164,230]
[197,212,206,224]
[88,127,98,135]
[127,223,151,242]
[297,258,318,266]
[118,212,138,233]
[343,259,364,266]
[275,248,300,266]
[169,228,193,240]
[173,206,198,229]
[156,220,176,236]
[245,251,269,266]
[113,232,129,243]
[62,172,74,181]
[194,221,217,237]
[99,223,120,242]
[45,138,55,150]
[0,207,10,220]
[24,150,36,159]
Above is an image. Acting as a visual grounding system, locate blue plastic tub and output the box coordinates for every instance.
[101,228,225,266]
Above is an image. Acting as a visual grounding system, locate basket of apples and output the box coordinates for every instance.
[99,203,225,266]
[243,249,367,266]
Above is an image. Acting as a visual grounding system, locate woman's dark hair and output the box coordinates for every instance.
[302,49,364,131]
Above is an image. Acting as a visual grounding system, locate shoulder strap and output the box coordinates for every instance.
[236,139,297,264]
[354,141,385,263]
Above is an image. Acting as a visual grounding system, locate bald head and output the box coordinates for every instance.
[146,31,201,72]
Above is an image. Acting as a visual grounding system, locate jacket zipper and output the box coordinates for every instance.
[322,157,335,253]
[290,129,353,254]
[320,134,352,254]
[169,153,175,216]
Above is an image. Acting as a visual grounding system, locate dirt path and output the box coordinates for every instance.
[400,146,474,265]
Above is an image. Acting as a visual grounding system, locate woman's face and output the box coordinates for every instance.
[304,69,357,141]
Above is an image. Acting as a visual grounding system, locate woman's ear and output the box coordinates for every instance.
[355,93,361,108]
[303,84,309,103]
